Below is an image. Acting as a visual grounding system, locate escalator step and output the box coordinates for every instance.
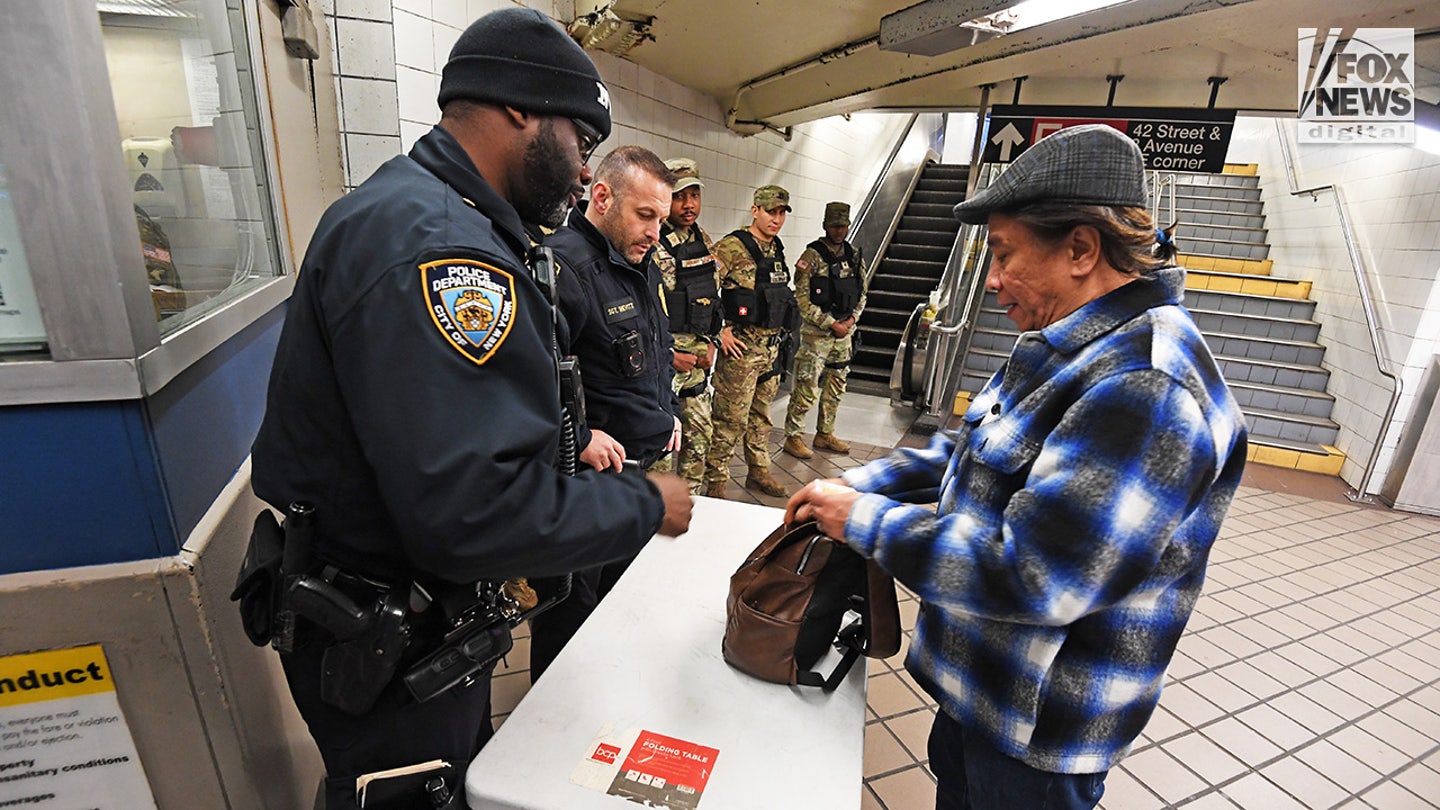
[891,228,957,247]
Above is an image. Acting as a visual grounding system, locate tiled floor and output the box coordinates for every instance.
[490,393,1440,810]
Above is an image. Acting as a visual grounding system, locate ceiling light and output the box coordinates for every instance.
[881,0,1137,57]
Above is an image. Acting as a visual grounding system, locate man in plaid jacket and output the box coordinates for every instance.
[787,125,1247,810]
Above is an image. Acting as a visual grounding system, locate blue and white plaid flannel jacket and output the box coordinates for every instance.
[842,267,1247,773]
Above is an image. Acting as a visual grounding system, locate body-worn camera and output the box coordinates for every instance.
[612,330,645,378]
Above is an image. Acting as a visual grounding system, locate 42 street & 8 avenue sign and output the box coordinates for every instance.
[982,105,1237,173]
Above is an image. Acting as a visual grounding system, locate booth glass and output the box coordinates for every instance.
[0,160,47,357]
[96,0,282,334]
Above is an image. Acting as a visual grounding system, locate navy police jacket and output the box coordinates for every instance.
[550,206,679,467]
[251,126,664,584]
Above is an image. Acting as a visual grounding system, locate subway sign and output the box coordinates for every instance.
[982,105,1237,173]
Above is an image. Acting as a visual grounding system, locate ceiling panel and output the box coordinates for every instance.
[593,0,1440,130]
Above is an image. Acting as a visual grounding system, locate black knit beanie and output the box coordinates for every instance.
[438,8,612,139]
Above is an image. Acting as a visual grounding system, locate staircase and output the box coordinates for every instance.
[850,163,967,395]
[955,164,1346,475]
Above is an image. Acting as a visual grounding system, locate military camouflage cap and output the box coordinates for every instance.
[665,157,703,192]
[753,184,791,212]
[823,201,851,227]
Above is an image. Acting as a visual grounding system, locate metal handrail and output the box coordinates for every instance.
[1275,118,1403,502]
[1150,171,1177,227]
[914,177,996,422]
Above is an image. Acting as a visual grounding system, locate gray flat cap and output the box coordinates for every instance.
[953,124,1147,224]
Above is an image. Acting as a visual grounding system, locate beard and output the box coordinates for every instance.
[514,120,579,229]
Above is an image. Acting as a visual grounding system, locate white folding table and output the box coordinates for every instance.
[465,496,867,809]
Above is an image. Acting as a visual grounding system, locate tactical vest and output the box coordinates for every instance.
[806,239,863,318]
[660,224,722,336]
[723,230,797,330]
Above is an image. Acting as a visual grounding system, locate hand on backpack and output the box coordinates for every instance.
[785,478,861,540]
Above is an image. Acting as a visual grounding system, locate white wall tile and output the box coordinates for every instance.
[334,17,396,80]
[334,0,391,21]
[393,0,430,16]
[401,120,431,152]
[346,133,402,184]
[339,77,400,136]
[392,10,436,73]
[431,0,470,30]
[396,66,439,126]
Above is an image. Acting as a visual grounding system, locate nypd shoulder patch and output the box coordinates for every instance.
[421,257,517,366]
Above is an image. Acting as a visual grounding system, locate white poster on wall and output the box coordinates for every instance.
[0,644,158,809]
[0,164,46,349]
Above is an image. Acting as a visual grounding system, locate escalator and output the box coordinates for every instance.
[849,163,968,395]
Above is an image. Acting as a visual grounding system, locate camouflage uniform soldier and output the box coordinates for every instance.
[783,201,867,458]
[647,158,723,492]
[704,185,798,498]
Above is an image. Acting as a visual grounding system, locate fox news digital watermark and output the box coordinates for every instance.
[1298,28,1414,144]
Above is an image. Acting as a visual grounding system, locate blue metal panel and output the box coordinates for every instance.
[0,302,285,574]
[0,401,174,573]
[148,304,284,547]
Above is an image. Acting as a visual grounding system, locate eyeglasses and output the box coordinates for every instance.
[571,117,601,164]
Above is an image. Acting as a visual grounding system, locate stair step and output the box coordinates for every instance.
[1172,194,1264,215]
[1205,331,1325,367]
[885,243,951,263]
[867,289,921,310]
[1228,379,1335,419]
[859,324,904,346]
[910,190,964,206]
[891,228,958,248]
[1168,182,1262,200]
[1246,438,1346,475]
[1189,308,1321,343]
[1241,405,1340,446]
[907,202,956,218]
[1176,208,1267,229]
[1169,172,1260,189]
[1186,267,1311,299]
[871,274,939,295]
[915,177,968,194]
[898,215,962,233]
[922,163,970,179]
[1184,289,1315,321]
[1180,235,1270,261]
[1178,223,1270,246]
[1215,353,1330,391]
[862,306,913,330]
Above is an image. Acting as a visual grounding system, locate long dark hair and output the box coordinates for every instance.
[1002,203,1179,275]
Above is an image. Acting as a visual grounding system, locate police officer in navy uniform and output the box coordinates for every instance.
[249,9,692,808]
[528,145,681,681]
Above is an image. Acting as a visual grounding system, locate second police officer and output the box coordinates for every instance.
[782,201,867,458]
[704,185,798,499]
[529,145,682,681]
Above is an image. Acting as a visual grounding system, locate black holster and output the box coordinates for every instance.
[230,510,285,646]
[320,588,411,716]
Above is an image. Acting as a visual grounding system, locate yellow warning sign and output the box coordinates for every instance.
[0,645,115,709]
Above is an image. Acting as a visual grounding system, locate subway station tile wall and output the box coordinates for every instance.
[321,0,907,239]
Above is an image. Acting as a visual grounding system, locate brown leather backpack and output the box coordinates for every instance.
[723,520,901,691]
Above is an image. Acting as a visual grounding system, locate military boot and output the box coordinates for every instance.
[782,434,813,459]
[704,481,727,499]
[814,433,852,454]
[745,467,789,497]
